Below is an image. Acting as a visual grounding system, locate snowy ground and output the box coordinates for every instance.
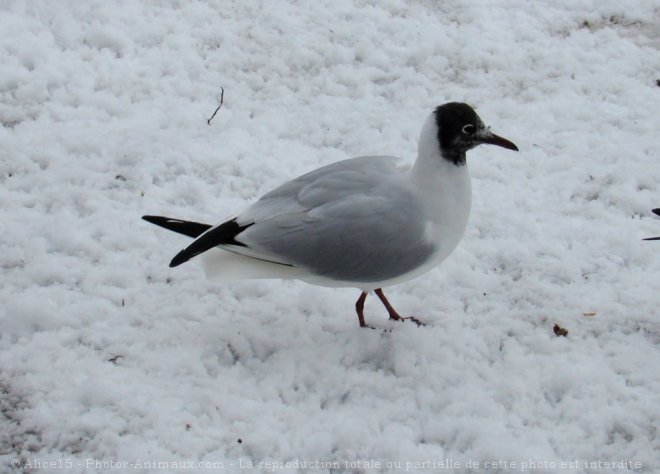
[1,1,659,473]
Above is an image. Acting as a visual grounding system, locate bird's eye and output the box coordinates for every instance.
[462,124,476,135]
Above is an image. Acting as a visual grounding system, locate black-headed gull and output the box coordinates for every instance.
[144,103,518,327]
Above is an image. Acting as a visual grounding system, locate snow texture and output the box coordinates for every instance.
[1,1,659,473]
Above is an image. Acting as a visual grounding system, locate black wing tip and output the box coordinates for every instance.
[149,217,252,266]
[142,215,212,239]
[143,215,181,226]
[645,209,660,240]
[169,250,192,267]
[142,215,162,223]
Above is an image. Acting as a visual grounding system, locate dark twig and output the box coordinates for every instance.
[207,87,225,125]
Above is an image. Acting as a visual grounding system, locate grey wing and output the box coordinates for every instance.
[237,155,404,223]
[231,156,434,283]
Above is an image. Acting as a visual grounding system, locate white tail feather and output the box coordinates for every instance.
[202,248,302,282]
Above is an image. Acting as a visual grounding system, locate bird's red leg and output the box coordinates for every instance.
[374,288,425,326]
[355,291,368,328]
[373,288,402,321]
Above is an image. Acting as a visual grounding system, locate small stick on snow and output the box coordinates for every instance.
[207,87,225,125]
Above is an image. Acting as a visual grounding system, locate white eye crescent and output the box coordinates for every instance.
[462,124,476,135]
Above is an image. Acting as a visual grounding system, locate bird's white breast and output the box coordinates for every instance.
[408,149,473,272]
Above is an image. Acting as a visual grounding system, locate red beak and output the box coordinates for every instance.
[480,132,519,151]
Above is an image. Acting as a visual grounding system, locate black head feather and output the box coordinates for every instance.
[434,102,484,165]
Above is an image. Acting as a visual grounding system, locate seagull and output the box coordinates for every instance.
[143,103,518,328]
[644,208,660,241]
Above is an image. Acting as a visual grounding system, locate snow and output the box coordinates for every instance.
[1,0,659,473]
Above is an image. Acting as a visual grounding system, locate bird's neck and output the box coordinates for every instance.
[410,113,468,185]
[406,114,473,262]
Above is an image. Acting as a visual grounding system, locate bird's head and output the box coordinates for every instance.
[434,102,518,165]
